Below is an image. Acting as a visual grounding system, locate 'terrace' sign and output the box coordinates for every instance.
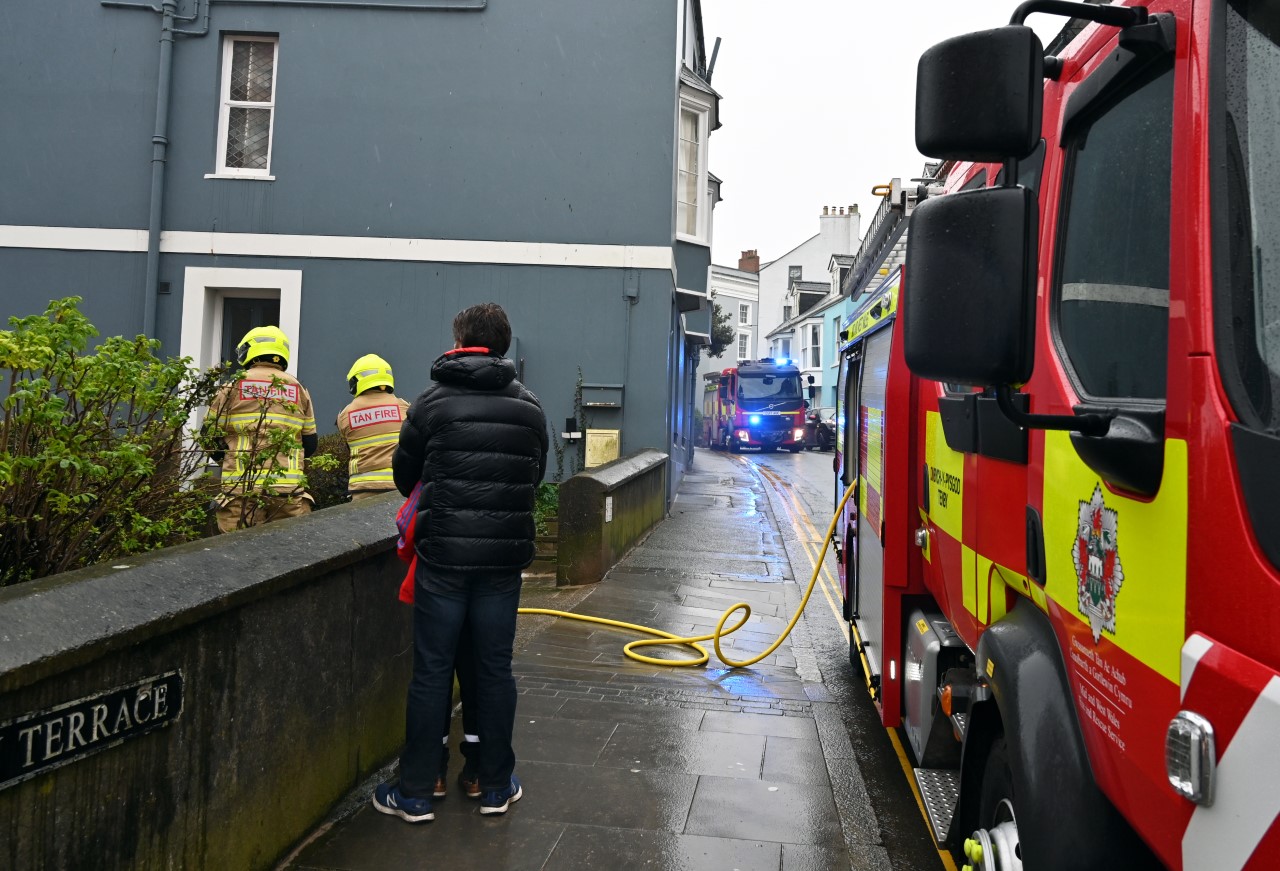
[0,671,183,791]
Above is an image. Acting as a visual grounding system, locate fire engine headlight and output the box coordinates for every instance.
[1166,710,1215,806]
[736,430,750,442]
[749,414,761,425]
[794,428,805,441]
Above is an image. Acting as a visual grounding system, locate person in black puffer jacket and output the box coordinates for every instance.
[374,303,547,823]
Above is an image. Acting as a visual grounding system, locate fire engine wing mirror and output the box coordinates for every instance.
[915,26,1043,162]
[903,185,1038,386]
[904,186,1118,444]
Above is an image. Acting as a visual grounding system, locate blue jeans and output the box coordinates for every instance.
[441,623,479,776]
[400,568,521,797]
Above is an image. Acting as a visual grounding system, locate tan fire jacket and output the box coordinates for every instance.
[208,363,316,498]
[336,390,410,493]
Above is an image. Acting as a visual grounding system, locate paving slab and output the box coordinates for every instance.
[683,776,844,848]
[293,812,566,870]
[543,827,782,871]
[595,723,767,779]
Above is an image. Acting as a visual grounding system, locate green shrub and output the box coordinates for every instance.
[309,433,351,509]
[0,298,224,584]
[535,481,558,534]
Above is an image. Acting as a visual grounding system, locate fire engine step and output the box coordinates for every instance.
[914,767,961,845]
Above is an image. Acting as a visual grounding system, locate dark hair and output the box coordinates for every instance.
[452,303,512,355]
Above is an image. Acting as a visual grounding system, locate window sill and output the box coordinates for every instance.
[204,173,276,181]
[676,232,709,247]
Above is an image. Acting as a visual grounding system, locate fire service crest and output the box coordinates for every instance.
[1074,484,1124,643]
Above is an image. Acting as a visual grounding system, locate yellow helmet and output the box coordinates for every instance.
[236,325,290,368]
[347,353,395,395]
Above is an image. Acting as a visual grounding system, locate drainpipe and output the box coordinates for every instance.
[108,0,469,338]
[141,0,178,339]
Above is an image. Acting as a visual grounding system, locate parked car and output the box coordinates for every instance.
[804,406,836,451]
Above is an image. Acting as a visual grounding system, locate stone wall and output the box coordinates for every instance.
[557,450,668,585]
[0,494,409,870]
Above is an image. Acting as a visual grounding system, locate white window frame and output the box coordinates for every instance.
[676,90,712,245]
[809,323,822,368]
[783,304,793,322]
[738,302,750,325]
[737,332,749,360]
[208,36,279,180]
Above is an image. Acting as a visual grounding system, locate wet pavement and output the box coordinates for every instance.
[285,449,943,871]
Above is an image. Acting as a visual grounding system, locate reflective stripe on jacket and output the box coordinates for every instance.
[337,391,410,493]
[208,363,316,497]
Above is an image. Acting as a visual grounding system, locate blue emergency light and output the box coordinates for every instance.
[749,414,761,425]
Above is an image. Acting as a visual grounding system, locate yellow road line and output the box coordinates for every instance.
[744,455,959,871]
[756,462,843,593]
[757,466,845,633]
[752,461,847,622]
[888,728,961,871]
[742,458,848,637]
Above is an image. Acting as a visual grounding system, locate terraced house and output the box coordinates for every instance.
[1,0,721,494]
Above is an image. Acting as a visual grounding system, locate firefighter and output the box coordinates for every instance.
[206,326,317,532]
[337,354,410,501]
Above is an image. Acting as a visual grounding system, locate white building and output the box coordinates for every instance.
[757,206,861,362]
[767,255,852,407]
[696,251,760,385]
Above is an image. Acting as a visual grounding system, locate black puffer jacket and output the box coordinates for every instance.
[392,349,548,577]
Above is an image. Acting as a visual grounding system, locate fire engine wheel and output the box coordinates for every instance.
[965,737,1022,871]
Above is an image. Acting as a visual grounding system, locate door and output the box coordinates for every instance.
[852,325,892,680]
[837,343,862,615]
[1033,13,1188,863]
[220,296,280,366]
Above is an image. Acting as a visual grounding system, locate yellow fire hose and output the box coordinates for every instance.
[517,480,857,669]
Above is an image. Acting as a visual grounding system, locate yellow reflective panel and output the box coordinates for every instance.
[1042,433,1188,683]
[924,411,964,542]
[962,544,977,616]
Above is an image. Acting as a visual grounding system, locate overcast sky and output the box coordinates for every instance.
[699,0,1063,266]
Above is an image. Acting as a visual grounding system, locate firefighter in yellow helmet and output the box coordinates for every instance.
[337,354,410,501]
[206,326,318,532]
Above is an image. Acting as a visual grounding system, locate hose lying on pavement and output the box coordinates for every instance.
[516,480,857,669]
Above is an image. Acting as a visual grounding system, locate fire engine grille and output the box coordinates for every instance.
[751,414,795,443]
[914,767,960,845]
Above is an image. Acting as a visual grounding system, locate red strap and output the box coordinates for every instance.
[444,346,491,355]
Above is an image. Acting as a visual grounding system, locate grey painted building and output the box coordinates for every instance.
[1,0,720,494]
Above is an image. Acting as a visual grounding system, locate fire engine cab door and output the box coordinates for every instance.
[1035,13,1198,867]
[853,325,892,680]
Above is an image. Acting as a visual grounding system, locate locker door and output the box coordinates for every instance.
[853,325,892,680]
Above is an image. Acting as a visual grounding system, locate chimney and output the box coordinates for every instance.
[819,201,862,256]
[738,249,760,273]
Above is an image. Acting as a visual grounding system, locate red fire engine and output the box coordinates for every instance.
[703,359,807,453]
[834,2,1280,869]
